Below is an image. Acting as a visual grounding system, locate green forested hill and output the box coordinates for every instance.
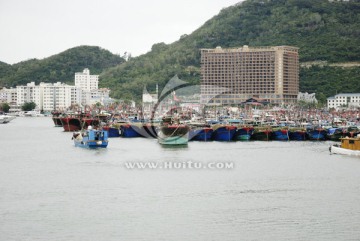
[1,0,360,103]
[0,46,125,87]
[100,0,360,102]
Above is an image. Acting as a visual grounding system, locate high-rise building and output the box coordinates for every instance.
[41,82,82,111]
[15,82,82,111]
[75,68,99,91]
[16,82,42,108]
[200,45,299,105]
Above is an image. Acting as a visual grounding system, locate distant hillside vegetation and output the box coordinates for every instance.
[1,0,359,104]
[0,46,125,87]
[100,0,360,102]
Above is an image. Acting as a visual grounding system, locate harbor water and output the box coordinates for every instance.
[1,117,360,240]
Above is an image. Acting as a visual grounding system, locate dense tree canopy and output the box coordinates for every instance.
[21,102,36,111]
[0,46,125,88]
[100,0,360,100]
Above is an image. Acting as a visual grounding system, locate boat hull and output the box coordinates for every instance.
[52,117,63,127]
[74,140,108,148]
[120,124,142,138]
[212,126,237,141]
[61,117,82,131]
[252,130,272,141]
[158,125,190,145]
[234,127,254,141]
[289,130,307,141]
[330,145,360,156]
[271,129,290,141]
[103,126,121,138]
[189,128,213,141]
[307,129,327,140]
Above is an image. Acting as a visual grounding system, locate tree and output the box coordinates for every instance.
[21,102,36,111]
[0,102,10,113]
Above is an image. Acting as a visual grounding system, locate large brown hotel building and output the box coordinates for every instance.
[200,45,299,105]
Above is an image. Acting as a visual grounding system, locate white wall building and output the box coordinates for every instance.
[16,82,42,110]
[298,92,318,103]
[75,68,99,91]
[327,93,360,109]
[0,87,17,104]
[41,82,82,111]
[15,82,83,111]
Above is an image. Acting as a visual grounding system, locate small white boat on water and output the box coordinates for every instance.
[330,135,360,156]
[0,114,16,124]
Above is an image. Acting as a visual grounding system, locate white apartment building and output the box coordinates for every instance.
[75,68,99,91]
[15,82,83,111]
[16,82,42,109]
[0,87,17,104]
[327,93,360,109]
[41,82,82,111]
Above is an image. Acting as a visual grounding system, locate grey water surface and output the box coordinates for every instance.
[0,117,359,241]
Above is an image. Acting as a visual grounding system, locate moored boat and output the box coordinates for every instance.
[120,123,143,138]
[157,116,189,145]
[61,116,82,131]
[271,128,290,141]
[307,127,327,140]
[212,124,237,141]
[102,125,121,138]
[234,126,254,140]
[326,127,345,141]
[289,128,307,141]
[51,111,63,127]
[189,126,213,141]
[72,127,109,148]
[330,136,360,156]
[251,127,272,141]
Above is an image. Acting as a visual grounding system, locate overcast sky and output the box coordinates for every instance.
[0,0,241,64]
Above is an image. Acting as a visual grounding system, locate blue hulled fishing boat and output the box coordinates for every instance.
[102,125,121,137]
[271,128,290,141]
[307,127,327,140]
[289,128,307,141]
[120,124,142,137]
[212,125,237,141]
[189,126,213,141]
[72,127,108,148]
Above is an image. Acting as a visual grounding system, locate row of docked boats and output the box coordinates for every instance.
[94,120,359,143]
[52,112,359,150]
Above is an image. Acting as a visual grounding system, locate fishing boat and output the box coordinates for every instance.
[271,128,290,141]
[102,125,121,138]
[158,116,189,145]
[307,126,327,140]
[51,111,63,127]
[251,127,272,141]
[61,116,82,131]
[72,126,108,148]
[288,128,307,141]
[326,127,345,141]
[212,124,237,141]
[330,135,360,156]
[234,126,254,140]
[189,123,213,141]
[119,123,143,138]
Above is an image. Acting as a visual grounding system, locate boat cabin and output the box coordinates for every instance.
[340,137,360,150]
